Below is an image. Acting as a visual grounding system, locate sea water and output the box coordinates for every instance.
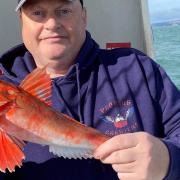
[152,24,180,89]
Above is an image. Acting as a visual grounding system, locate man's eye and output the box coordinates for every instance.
[32,11,45,16]
[55,9,72,17]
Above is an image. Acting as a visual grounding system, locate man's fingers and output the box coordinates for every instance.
[94,133,138,159]
[112,162,136,173]
[101,147,137,164]
[117,172,136,180]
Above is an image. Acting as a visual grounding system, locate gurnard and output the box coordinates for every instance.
[0,68,109,173]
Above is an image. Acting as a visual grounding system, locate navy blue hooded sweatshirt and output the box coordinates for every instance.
[0,32,180,180]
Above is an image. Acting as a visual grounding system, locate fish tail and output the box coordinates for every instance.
[0,129,25,173]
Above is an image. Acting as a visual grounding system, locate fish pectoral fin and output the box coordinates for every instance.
[8,134,26,150]
[49,145,93,160]
[0,129,25,173]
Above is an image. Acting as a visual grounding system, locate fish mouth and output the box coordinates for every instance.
[0,101,8,106]
[0,101,7,106]
[0,101,14,115]
[0,96,11,106]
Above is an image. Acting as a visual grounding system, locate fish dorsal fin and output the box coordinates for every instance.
[0,129,25,173]
[20,68,52,106]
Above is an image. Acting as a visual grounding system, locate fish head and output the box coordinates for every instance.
[0,80,19,106]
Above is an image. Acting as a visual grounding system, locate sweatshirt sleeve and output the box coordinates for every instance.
[155,65,180,180]
[163,140,180,180]
[136,51,180,180]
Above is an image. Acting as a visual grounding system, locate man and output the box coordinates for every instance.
[0,0,179,179]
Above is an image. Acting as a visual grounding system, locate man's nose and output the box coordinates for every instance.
[44,17,60,31]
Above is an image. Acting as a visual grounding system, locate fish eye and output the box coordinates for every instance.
[7,90,15,95]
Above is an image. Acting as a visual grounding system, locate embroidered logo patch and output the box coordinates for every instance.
[101,107,134,129]
[98,99,139,136]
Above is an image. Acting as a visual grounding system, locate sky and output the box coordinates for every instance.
[148,0,180,23]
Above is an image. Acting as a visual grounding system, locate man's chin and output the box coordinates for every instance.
[43,49,66,60]
[45,55,64,61]
[41,43,66,53]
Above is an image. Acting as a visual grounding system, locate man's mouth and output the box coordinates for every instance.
[41,35,66,41]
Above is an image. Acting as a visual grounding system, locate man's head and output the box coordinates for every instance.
[18,0,87,73]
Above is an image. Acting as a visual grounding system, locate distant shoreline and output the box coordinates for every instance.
[152,19,180,27]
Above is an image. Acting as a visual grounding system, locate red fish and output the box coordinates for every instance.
[0,68,109,173]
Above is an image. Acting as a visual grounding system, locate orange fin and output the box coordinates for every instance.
[0,129,25,173]
[19,67,52,106]
[8,134,26,150]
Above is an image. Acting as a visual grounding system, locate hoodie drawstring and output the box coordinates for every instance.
[52,64,84,124]
[75,64,83,123]
[53,80,75,118]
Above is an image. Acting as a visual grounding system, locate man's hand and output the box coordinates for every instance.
[94,132,170,180]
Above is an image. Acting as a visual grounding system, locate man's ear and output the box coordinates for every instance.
[18,10,22,23]
[82,7,87,27]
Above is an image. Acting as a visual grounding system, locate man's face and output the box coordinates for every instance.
[20,0,87,68]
